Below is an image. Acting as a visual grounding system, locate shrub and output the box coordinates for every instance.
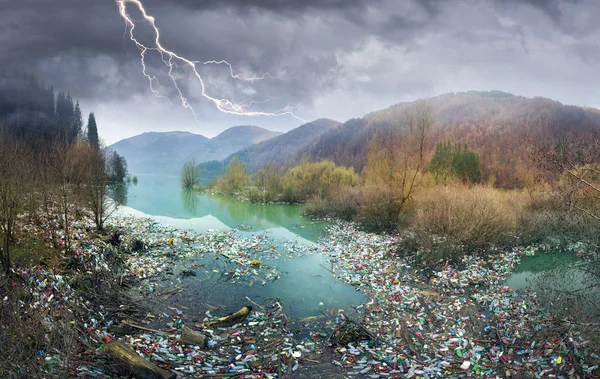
[304,187,359,221]
[518,194,600,248]
[215,157,250,194]
[181,160,200,189]
[252,166,282,203]
[247,186,280,204]
[282,160,359,203]
[413,185,518,249]
[354,185,401,233]
[0,282,78,377]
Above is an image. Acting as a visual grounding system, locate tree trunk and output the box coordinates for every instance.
[63,187,70,255]
[5,223,10,274]
[2,233,8,273]
[105,341,175,379]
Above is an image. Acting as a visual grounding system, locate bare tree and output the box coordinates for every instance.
[364,103,434,209]
[358,104,434,232]
[400,103,434,206]
[84,148,117,231]
[0,130,32,273]
[49,139,89,255]
[531,137,600,221]
[181,159,200,189]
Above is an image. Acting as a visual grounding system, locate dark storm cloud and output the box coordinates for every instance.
[160,0,375,11]
[517,0,581,22]
[0,0,599,143]
[2,1,123,62]
[0,0,573,98]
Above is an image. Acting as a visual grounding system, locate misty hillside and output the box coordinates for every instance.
[211,125,280,145]
[0,73,73,150]
[110,126,281,175]
[293,91,600,188]
[198,118,340,181]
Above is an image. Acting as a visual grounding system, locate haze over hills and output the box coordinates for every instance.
[110,125,281,175]
[198,118,341,181]
[299,91,600,188]
[205,91,600,188]
[111,91,600,188]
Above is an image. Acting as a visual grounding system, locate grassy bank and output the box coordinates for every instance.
[306,183,599,259]
[198,153,599,261]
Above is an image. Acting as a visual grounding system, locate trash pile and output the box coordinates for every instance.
[90,216,598,378]
[7,208,599,378]
[110,216,297,283]
[5,214,133,377]
[104,299,341,377]
[14,267,74,309]
[316,222,599,378]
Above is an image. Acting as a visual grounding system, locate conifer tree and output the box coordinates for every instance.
[87,112,99,149]
[73,101,83,139]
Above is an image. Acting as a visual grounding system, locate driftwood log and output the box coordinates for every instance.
[179,326,208,347]
[105,341,175,379]
[205,306,252,328]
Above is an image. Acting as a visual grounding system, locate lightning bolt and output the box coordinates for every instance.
[116,0,304,122]
[203,60,275,81]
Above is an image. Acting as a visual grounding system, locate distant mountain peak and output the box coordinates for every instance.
[309,118,341,125]
[198,118,343,178]
[109,125,281,175]
[212,125,281,144]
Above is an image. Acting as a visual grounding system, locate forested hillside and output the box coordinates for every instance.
[0,73,83,150]
[297,91,600,188]
[0,72,128,246]
[198,118,340,181]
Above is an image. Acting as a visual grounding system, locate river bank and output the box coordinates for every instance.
[2,208,599,378]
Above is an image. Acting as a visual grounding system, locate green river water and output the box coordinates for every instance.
[114,175,365,318]
[113,175,598,318]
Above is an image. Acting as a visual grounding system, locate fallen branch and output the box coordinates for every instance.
[245,296,265,311]
[121,320,169,335]
[205,306,252,328]
[261,338,284,351]
[201,372,248,378]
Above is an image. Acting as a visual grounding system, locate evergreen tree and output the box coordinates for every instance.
[46,86,55,115]
[429,140,481,184]
[55,92,75,141]
[429,140,454,181]
[453,149,481,183]
[73,101,83,139]
[87,112,99,148]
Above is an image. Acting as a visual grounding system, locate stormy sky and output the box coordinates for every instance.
[2,0,599,144]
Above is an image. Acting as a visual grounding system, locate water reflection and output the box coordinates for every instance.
[108,183,128,206]
[181,188,200,215]
[114,175,327,241]
[111,175,363,319]
[505,253,600,320]
[160,251,366,319]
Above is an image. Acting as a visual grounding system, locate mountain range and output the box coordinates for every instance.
[109,125,281,175]
[111,91,600,188]
[201,91,600,188]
